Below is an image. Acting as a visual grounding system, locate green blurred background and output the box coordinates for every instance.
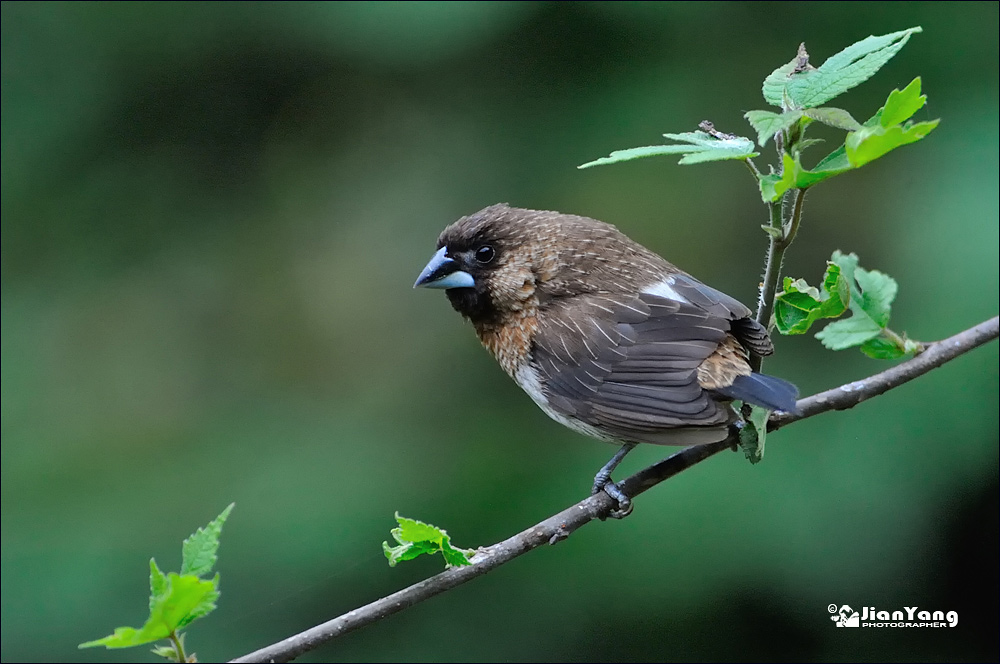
[2,2,997,662]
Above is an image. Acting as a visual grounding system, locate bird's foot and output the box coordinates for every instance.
[592,442,637,518]
[592,479,633,519]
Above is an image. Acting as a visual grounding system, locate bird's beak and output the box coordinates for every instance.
[413,247,475,289]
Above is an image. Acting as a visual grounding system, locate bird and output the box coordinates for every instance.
[414,204,798,515]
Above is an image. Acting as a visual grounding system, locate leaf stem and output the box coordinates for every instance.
[169,631,187,663]
[781,186,806,248]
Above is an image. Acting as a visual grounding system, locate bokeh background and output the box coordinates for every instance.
[2,2,997,662]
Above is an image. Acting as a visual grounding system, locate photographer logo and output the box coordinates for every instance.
[828,604,958,628]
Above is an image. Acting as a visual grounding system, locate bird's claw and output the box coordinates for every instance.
[598,480,633,519]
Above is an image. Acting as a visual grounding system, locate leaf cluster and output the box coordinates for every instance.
[383,512,474,568]
[776,252,920,359]
[580,27,938,206]
[79,504,234,662]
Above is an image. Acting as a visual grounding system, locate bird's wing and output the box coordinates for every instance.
[665,273,772,356]
[531,288,741,444]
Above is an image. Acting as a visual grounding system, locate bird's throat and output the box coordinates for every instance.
[475,313,539,379]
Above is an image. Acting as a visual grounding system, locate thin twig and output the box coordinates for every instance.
[231,315,998,664]
[756,187,805,337]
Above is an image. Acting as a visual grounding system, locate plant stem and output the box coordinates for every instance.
[169,631,187,663]
[755,188,805,327]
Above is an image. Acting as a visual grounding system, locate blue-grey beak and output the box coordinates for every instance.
[414,247,475,289]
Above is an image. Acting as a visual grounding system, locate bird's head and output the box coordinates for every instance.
[414,204,556,324]
[415,204,664,325]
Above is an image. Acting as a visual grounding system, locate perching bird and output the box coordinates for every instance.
[414,204,798,514]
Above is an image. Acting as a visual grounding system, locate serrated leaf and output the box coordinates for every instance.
[845,119,939,168]
[859,336,907,359]
[803,107,862,131]
[149,559,168,613]
[440,540,474,567]
[879,77,926,127]
[762,57,800,107]
[813,252,895,350]
[82,507,231,652]
[815,316,883,350]
[383,537,438,567]
[80,573,218,649]
[181,503,233,578]
[579,131,757,169]
[759,170,792,203]
[785,251,910,356]
[738,405,770,464]
[150,644,181,661]
[831,250,859,281]
[744,109,803,146]
[774,263,849,334]
[383,513,473,568]
[854,267,898,326]
[775,27,922,109]
[841,78,938,167]
[177,573,220,628]
[156,573,219,631]
[664,131,759,164]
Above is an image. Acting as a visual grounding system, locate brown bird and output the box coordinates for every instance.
[415,204,798,514]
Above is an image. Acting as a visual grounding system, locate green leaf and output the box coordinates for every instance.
[879,77,927,127]
[769,27,922,109]
[758,153,796,202]
[810,145,852,173]
[579,131,757,169]
[759,85,935,198]
[760,224,783,238]
[177,573,220,628]
[181,503,234,578]
[813,252,900,351]
[81,506,232,651]
[794,138,826,153]
[80,573,219,649]
[762,57,800,107]
[738,404,771,464]
[744,109,803,146]
[854,267,898,327]
[859,335,907,360]
[150,644,182,662]
[815,316,883,350]
[383,513,473,568]
[773,262,850,334]
[149,558,169,613]
[845,119,939,168]
[843,78,938,167]
[803,107,862,131]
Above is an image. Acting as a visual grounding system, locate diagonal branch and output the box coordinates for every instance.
[231,315,998,664]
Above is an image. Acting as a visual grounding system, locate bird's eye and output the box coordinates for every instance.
[475,245,496,264]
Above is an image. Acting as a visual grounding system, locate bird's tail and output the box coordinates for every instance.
[716,372,800,414]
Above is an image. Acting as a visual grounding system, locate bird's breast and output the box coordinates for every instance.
[475,312,538,379]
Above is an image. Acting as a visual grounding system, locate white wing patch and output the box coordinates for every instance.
[641,276,689,303]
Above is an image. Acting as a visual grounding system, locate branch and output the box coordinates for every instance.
[231,315,998,664]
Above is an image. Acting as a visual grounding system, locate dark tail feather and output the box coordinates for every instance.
[716,372,800,414]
